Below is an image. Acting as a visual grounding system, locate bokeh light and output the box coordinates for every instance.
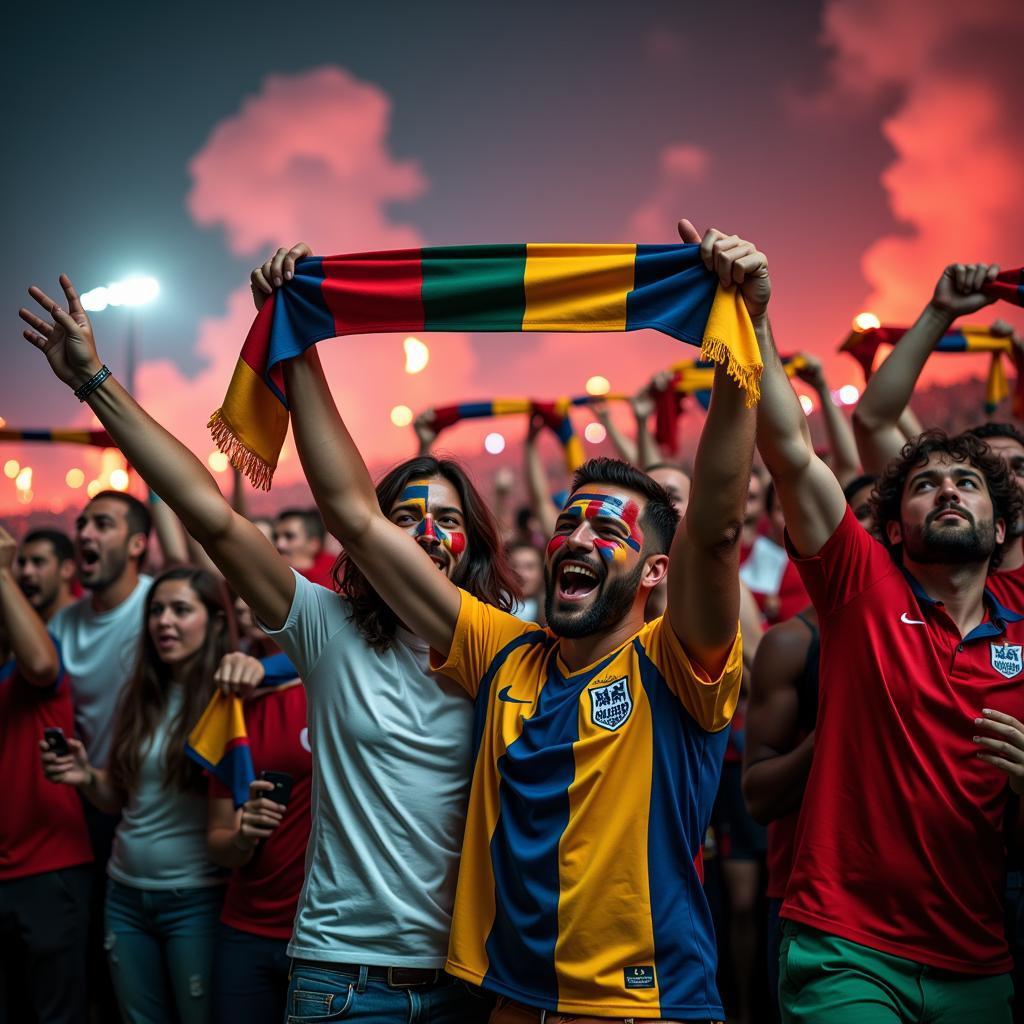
[86,480,102,498]
[584,422,607,443]
[15,467,32,490]
[16,489,33,505]
[799,394,815,415]
[109,469,130,491]
[208,451,230,473]
[390,405,413,427]
[4,459,19,479]
[484,432,506,455]
[852,311,881,332]
[403,337,429,374]
[585,375,610,396]
[837,384,860,406]
[65,468,85,489]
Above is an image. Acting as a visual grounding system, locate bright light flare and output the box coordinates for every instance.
[15,467,32,491]
[852,311,881,332]
[4,459,19,479]
[86,480,102,498]
[584,422,607,443]
[484,432,506,455]
[585,375,610,396]
[0,416,6,428]
[799,394,815,415]
[837,384,860,406]
[390,405,413,428]
[66,468,85,489]
[403,337,429,374]
[109,469,130,491]
[81,275,160,312]
[208,451,230,474]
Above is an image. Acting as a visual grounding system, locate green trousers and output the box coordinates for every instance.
[778,922,1012,1023]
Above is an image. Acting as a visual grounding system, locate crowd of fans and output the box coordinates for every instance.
[3,232,1024,1024]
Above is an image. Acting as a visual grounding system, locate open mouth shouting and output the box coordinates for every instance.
[555,558,603,603]
[78,547,101,574]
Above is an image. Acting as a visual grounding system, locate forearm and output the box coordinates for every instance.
[86,375,233,543]
[524,441,558,536]
[636,412,663,469]
[756,322,816,482]
[148,493,190,566]
[79,766,122,815]
[815,384,860,486]
[602,411,638,465]
[0,568,59,684]
[742,732,815,824]
[207,826,256,868]
[281,349,379,543]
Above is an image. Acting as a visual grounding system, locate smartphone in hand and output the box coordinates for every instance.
[259,770,293,808]
[44,727,70,757]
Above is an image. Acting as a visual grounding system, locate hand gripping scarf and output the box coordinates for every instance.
[841,324,1024,416]
[0,427,113,447]
[210,244,761,489]
[653,355,807,454]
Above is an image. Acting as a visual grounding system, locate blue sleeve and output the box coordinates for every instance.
[259,650,300,688]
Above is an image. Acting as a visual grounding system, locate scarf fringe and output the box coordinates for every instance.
[700,336,762,407]
[207,409,275,492]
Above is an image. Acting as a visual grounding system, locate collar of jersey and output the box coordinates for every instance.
[553,624,645,681]
[900,566,1024,639]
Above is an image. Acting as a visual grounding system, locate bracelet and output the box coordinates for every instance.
[74,365,111,402]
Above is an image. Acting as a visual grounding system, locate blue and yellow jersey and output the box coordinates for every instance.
[432,590,742,1019]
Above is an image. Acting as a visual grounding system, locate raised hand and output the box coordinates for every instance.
[214,651,266,697]
[630,385,657,421]
[251,243,312,310]
[679,218,771,321]
[413,409,438,449]
[19,275,102,389]
[930,262,999,319]
[794,354,827,392]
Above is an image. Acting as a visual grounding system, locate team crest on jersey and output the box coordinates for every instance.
[991,642,1023,679]
[589,677,633,731]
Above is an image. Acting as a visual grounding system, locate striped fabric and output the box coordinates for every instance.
[0,428,113,447]
[185,691,254,808]
[210,244,760,488]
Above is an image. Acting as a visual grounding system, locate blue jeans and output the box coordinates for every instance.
[104,878,224,1024]
[285,962,493,1023]
[213,923,290,1024]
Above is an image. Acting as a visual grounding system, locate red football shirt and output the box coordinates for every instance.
[782,507,1024,973]
[0,656,93,880]
[988,561,1024,611]
[297,551,337,590]
[210,681,312,940]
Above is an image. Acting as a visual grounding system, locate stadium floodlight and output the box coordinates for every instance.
[81,276,160,312]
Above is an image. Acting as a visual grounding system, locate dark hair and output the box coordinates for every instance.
[643,461,693,478]
[23,528,74,563]
[276,507,325,542]
[842,473,878,506]
[108,566,235,796]
[88,491,152,558]
[568,458,680,554]
[334,456,521,651]
[515,506,535,531]
[967,422,1024,449]
[870,429,1023,569]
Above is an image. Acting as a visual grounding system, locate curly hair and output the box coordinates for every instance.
[870,429,1023,569]
[333,456,521,651]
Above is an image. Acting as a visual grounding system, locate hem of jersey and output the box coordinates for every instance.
[106,866,228,891]
[0,855,93,882]
[445,958,725,1019]
[287,944,448,969]
[220,913,293,942]
[781,906,1014,976]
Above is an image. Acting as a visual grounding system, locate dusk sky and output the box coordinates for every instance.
[5,0,1023,516]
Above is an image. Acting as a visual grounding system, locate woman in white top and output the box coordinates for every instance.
[43,565,232,1024]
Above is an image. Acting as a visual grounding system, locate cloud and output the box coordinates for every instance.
[819,0,1024,323]
[627,143,710,241]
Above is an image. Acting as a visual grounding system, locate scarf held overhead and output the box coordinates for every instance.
[210,244,761,488]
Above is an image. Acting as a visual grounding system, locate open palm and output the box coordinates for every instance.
[19,274,101,388]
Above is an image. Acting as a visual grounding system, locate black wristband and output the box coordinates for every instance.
[74,365,111,402]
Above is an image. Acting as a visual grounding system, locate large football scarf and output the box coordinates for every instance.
[210,244,760,488]
[0,427,113,447]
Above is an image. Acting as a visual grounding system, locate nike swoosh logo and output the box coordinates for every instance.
[900,612,926,625]
[498,685,531,704]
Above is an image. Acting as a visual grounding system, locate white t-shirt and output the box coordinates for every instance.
[49,576,153,768]
[263,571,473,967]
[107,684,225,891]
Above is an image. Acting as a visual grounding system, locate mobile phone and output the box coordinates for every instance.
[44,727,70,757]
[259,770,293,808]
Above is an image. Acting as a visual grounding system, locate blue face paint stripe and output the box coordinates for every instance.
[634,637,728,1016]
[482,655,582,1004]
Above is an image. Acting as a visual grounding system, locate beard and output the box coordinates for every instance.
[82,547,130,592]
[544,556,645,639]
[902,508,996,566]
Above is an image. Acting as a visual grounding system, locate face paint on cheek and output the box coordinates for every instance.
[546,534,567,560]
[446,531,466,556]
[559,493,645,560]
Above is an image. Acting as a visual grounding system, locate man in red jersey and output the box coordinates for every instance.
[757,284,1024,1020]
[0,524,92,1024]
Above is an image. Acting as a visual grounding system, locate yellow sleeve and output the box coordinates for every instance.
[430,589,538,698]
[639,616,743,732]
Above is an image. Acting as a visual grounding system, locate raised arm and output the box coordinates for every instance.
[523,414,558,537]
[252,244,462,653]
[633,381,665,470]
[0,525,59,686]
[413,409,438,457]
[666,222,759,673]
[591,400,638,465]
[794,355,861,487]
[852,262,1000,474]
[20,276,294,629]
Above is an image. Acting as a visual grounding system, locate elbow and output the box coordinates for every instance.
[694,518,743,557]
[740,769,775,826]
[852,405,884,436]
[22,653,60,687]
